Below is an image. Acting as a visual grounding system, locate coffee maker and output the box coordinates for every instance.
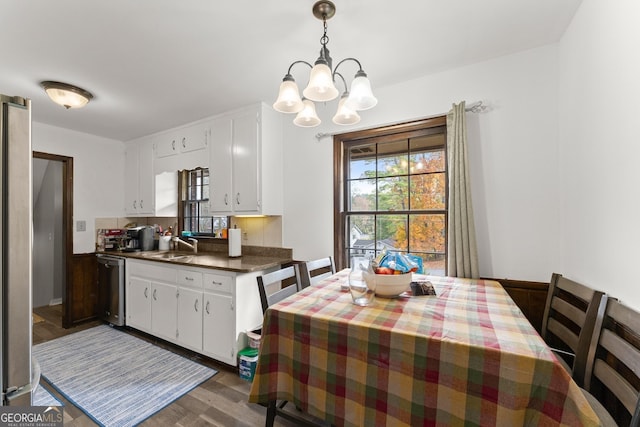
[125,226,155,251]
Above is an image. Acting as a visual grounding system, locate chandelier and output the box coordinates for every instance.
[273,1,377,127]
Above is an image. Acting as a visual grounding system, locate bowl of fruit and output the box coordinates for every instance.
[362,252,421,298]
[363,269,412,297]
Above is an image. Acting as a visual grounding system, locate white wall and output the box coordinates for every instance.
[558,0,640,307]
[32,122,125,253]
[283,44,561,282]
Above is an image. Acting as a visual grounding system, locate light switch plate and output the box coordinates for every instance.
[76,220,86,232]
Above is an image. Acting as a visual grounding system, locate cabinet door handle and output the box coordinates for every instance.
[205,301,210,315]
[236,192,240,205]
[144,287,148,298]
[185,276,194,281]
[172,139,176,150]
[133,200,137,209]
[140,199,143,209]
[224,194,228,205]
[182,137,186,148]
[211,280,222,286]
[153,289,157,300]
[194,298,199,312]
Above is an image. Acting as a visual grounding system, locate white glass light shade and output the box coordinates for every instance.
[303,62,339,102]
[345,73,377,111]
[293,99,321,127]
[332,94,360,125]
[41,81,93,109]
[45,87,90,109]
[273,78,304,113]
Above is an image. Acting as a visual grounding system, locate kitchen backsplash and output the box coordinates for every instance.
[94,216,283,248]
[229,216,282,247]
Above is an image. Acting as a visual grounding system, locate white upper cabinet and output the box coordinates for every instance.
[155,132,179,158]
[209,117,233,212]
[155,123,209,158]
[124,103,280,217]
[232,111,259,212]
[153,122,211,173]
[180,124,209,153]
[209,103,283,215]
[124,138,154,216]
[125,137,177,217]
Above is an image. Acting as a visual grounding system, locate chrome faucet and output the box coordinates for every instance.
[171,236,198,254]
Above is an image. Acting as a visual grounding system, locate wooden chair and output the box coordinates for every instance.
[300,256,335,289]
[582,298,640,427]
[256,265,327,427]
[256,265,302,314]
[541,273,607,387]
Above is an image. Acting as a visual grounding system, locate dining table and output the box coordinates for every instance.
[248,269,601,426]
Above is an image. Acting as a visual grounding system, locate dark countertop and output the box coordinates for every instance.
[98,246,293,273]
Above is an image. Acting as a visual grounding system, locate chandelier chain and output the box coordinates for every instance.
[320,14,329,48]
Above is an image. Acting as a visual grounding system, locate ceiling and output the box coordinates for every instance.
[2,0,581,142]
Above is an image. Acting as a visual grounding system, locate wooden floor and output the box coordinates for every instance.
[32,305,305,427]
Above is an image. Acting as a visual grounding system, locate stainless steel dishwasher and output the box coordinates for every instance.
[96,254,126,326]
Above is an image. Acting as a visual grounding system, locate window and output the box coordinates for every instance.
[334,117,448,275]
[179,168,228,237]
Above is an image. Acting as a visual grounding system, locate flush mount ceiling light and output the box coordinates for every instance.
[273,0,377,127]
[40,81,94,109]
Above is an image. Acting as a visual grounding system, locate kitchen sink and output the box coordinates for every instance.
[148,252,194,262]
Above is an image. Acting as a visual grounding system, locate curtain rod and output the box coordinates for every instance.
[315,100,488,141]
[465,101,488,113]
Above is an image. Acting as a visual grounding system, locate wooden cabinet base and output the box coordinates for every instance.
[66,253,99,327]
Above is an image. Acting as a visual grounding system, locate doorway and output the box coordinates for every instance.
[32,152,73,328]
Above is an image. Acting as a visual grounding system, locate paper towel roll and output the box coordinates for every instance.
[228,228,242,257]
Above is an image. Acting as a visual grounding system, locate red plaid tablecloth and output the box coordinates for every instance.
[248,271,600,426]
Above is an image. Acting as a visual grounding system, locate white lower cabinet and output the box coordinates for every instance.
[177,286,203,351]
[203,291,235,364]
[176,269,203,351]
[151,281,178,343]
[126,259,269,366]
[126,261,177,341]
[127,277,152,331]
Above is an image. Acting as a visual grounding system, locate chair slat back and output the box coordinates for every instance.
[301,256,335,289]
[584,298,640,426]
[256,265,302,314]
[541,273,606,387]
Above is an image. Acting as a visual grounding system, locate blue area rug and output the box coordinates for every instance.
[33,325,217,427]
[32,384,63,407]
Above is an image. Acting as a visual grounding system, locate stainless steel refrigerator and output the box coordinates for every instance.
[0,95,34,406]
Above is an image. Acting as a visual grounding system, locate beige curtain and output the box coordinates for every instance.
[447,101,479,278]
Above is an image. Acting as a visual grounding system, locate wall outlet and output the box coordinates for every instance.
[243,232,248,241]
[76,220,86,232]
